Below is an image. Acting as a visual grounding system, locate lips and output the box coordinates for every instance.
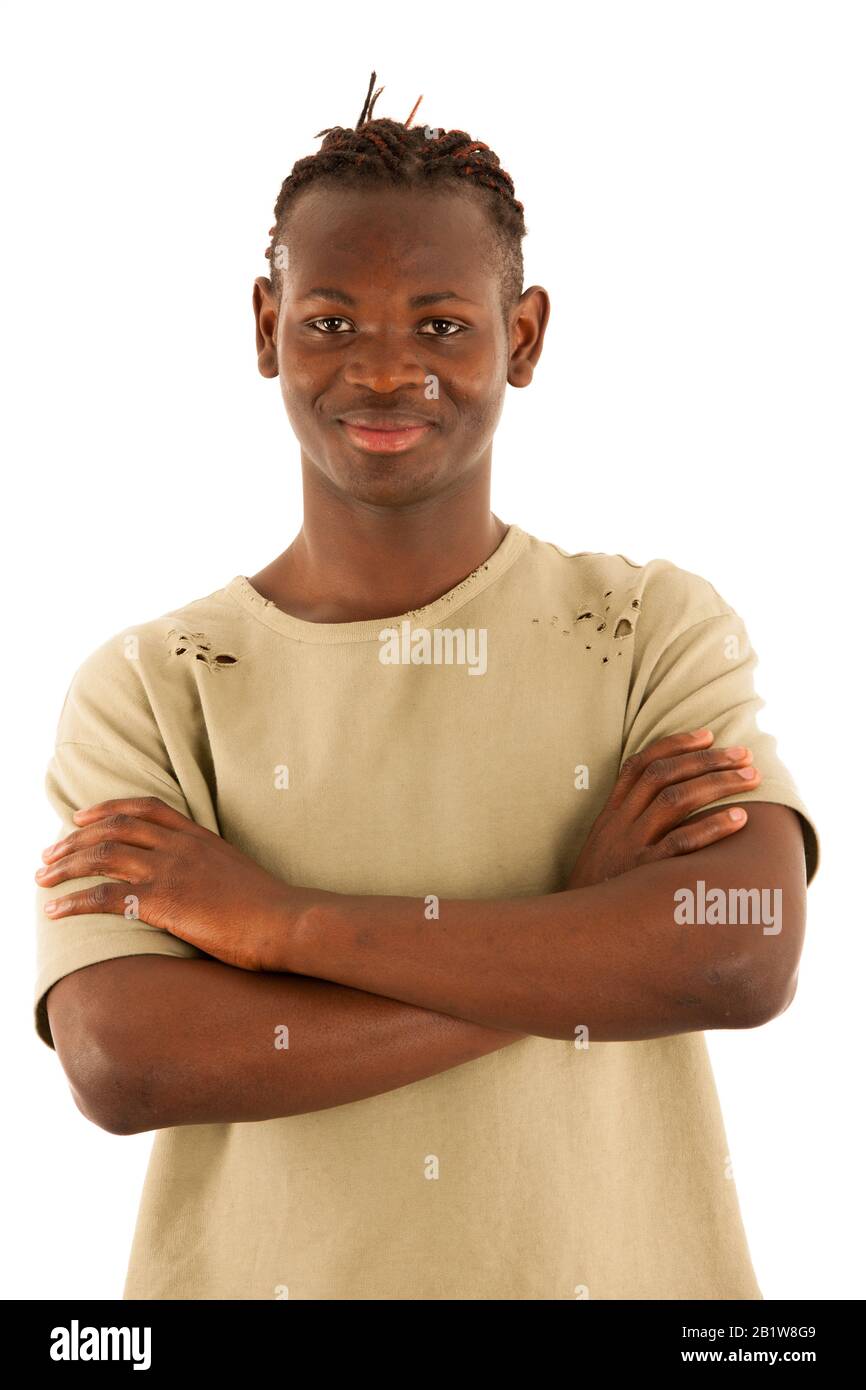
[339,411,436,429]
[338,412,436,454]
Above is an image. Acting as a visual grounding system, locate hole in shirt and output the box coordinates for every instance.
[166,628,239,672]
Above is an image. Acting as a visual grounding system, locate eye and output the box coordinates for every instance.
[307,316,354,333]
[305,316,466,337]
[419,318,466,338]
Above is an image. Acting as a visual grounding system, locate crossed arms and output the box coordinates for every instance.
[40,732,808,1134]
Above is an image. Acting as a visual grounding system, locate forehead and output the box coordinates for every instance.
[280,182,500,297]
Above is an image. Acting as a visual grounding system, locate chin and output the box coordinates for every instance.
[327,455,458,508]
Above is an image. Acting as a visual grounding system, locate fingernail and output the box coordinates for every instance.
[737,767,757,779]
[726,747,746,760]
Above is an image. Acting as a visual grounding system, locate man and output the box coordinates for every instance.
[34,78,819,1300]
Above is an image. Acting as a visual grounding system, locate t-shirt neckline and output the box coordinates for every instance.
[224,523,530,644]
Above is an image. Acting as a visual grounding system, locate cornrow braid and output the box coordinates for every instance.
[264,71,527,322]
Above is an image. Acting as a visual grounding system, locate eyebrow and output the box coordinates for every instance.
[298,287,479,308]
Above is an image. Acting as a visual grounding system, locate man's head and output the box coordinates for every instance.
[253,75,549,510]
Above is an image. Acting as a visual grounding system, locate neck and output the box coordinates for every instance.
[248,453,508,624]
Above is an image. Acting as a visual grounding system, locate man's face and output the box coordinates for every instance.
[254,183,519,508]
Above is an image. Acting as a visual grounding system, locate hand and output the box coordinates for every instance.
[566,728,761,889]
[35,796,323,972]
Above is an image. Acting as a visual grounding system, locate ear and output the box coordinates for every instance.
[507,285,551,388]
[253,277,279,378]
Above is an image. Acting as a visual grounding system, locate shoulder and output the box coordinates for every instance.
[53,580,245,746]
[521,531,738,640]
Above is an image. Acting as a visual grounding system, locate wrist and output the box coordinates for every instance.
[267,886,337,974]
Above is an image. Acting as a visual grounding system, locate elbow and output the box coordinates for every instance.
[741,968,799,1029]
[59,1032,156,1136]
[72,1085,141,1136]
[46,976,160,1135]
[708,960,799,1031]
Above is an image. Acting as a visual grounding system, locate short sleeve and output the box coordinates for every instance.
[620,566,820,888]
[34,652,206,1051]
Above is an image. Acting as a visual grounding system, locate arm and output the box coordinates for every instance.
[288,803,807,1041]
[46,956,524,1136]
[42,735,776,1134]
[41,745,807,1078]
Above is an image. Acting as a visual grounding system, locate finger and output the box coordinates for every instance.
[71,796,209,838]
[42,880,151,920]
[35,844,153,887]
[42,812,169,862]
[609,729,714,809]
[636,806,749,865]
[622,744,755,819]
[635,766,762,842]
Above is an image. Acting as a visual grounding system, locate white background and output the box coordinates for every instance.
[2,0,862,1300]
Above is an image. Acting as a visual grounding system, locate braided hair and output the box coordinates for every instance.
[264,72,527,323]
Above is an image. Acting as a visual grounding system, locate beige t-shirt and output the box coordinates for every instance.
[34,524,820,1300]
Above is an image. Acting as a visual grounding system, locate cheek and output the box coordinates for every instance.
[449,363,506,434]
[449,333,509,410]
[278,357,322,423]
[278,341,317,391]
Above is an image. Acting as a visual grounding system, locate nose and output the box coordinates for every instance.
[341,334,431,394]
